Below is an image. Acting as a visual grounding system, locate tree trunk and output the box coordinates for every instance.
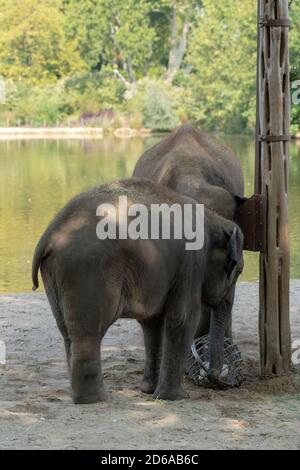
[165,6,190,84]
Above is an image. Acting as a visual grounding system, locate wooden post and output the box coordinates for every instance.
[257,0,291,376]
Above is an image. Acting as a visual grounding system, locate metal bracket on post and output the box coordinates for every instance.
[259,134,291,143]
[237,194,266,253]
[259,17,291,28]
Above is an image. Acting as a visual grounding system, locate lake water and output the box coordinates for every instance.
[0,135,299,292]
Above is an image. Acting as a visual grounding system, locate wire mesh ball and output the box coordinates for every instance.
[186,335,244,388]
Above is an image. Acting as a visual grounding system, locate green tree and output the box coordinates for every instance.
[290,1,300,81]
[186,0,257,132]
[64,0,156,82]
[0,0,83,85]
[0,0,299,131]
[290,1,300,133]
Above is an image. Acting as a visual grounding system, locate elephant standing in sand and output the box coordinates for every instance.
[32,178,244,403]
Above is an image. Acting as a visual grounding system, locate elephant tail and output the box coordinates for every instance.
[32,235,51,291]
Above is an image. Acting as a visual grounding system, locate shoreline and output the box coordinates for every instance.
[0,126,152,140]
[0,127,299,142]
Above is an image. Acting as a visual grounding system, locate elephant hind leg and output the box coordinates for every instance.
[65,308,109,404]
[42,274,104,403]
[70,336,105,404]
[61,283,118,404]
[41,268,71,370]
[139,315,164,394]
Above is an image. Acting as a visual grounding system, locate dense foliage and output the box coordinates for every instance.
[0,0,299,132]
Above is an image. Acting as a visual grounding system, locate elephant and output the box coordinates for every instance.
[32,178,244,403]
[133,124,246,220]
[133,124,247,337]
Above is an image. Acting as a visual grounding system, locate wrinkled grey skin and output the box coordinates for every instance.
[133,124,246,338]
[32,178,243,403]
[133,124,245,217]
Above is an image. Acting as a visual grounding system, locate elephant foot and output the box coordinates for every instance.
[153,385,189,401]
[72,388,106,404]
[140,378,158,395]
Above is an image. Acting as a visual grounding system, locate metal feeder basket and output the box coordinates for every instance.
[186,334,244,388]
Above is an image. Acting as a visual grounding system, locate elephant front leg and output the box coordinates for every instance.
[154,313,199,401]
[140,315,164,394]
[70,336,105,404]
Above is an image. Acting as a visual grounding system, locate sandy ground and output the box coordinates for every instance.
[0,281,299,450]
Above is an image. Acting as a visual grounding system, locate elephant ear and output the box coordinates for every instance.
[225,226,239,280]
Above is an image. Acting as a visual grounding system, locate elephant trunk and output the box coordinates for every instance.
[207,301,228,388]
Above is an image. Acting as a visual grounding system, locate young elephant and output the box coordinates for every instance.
[133,124,247,338]
[32,178,243,403]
